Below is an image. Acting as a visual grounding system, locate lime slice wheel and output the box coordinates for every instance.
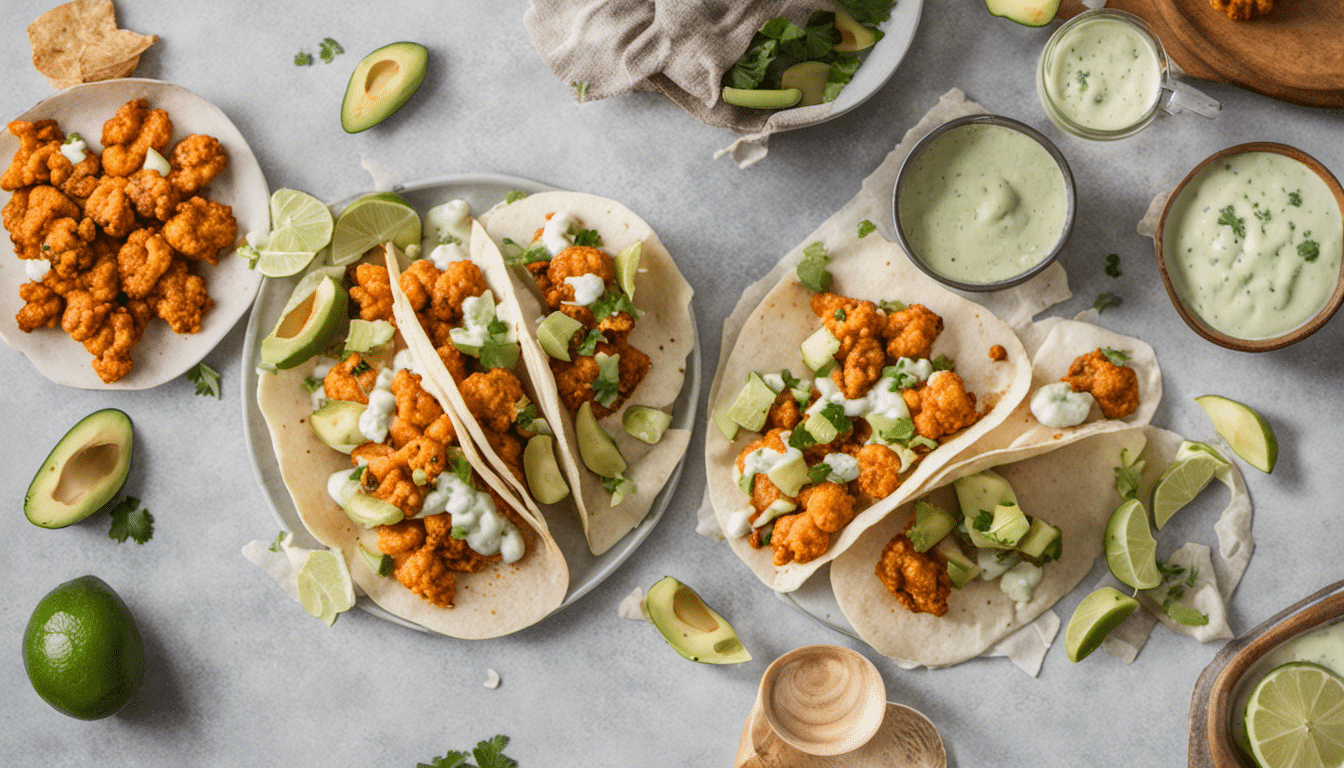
[1104,498,1161,590]
[329,192,422,266]
[255,188,334,277]
[1151,454,1221,529]
[296,550,356,626]
[1195,394,1278,473]
[1065,586,1139,662]
[1244,662,1344,768]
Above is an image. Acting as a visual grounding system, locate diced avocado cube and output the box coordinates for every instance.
[803,410,839,445]
[981,502,1031,548]
[955,469,1021,548]
[1016,517,1063,564]
[936,538,981,588]
[537,311,585,361]
[309,400,368,454]
[715,409,740,441]
[623,406,673,445]
[726,372,776,432]
[800,326,841,375]
[358,544,394,577]
[909,500,960,553]
[766,452,809,497]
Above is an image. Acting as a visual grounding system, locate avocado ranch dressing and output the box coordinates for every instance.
[1163,151,1343,339]
[898,123,1069,284]
[1040,14,1161,132]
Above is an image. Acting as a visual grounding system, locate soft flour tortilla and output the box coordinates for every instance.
[705,232,1034,592]
[831,427,1149,668]
[917,316,1162,491]
[256,332,568,640]
[478,191,695,556]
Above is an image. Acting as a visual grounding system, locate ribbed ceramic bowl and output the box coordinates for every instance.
[1155,143,1344,352]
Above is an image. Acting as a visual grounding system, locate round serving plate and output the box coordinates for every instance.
[240,172,700,634]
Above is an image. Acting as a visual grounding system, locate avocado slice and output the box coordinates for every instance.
[523,434,571,504]
[536,311,584,361]
[622,405,672,445]
[260,273,349,370]
[984,0,1062,27]
[342,491,404,528]
[341,42,429,133]
[908,500,959,553]
[834,7,879,52]
[722,87,802,109]
[642,576,751,664]
[25,409,133,529]
[954,469,1022,548]
[780,61,831,107]
[574,401,627,478]
[309,400,368,454]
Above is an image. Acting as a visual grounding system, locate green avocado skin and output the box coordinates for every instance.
[25,408,133,529]
[341,42,429,133]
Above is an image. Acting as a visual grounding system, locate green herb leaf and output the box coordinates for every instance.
[780,369,802,392]
[516,402,538,432]
[971,509,993,532]
[1299,239,1321,262]
[836,0,894,25]
[807,463,833,484]
[931,354,955,372]
[473,735,518,768]
[268,531,288,552]
[1217,205,1246,239]
[879,417,914,443]
[1093,293,1123,313]
[820,402,852,433]
[878,299,907,313]
[796,241,833,293]
[108,497,153,544]
[823,53,862,102]
[450,525,469,540]
[1288,189,1303,207]
[723,34,778,90]
[504,240,552,268]
[788,424,817,451]
[505,189,529,205]
[350,465,367,482]
[833,309,846,321]
[1254,207,1272,223]
[1104,253,1121,278]
[573,81,590,102]
[188,361,222,398]
[294,50,313,66]
[318,37,344,63]
[858,220,876,238]
[572,228,602,248]
[453,453,473,484]
[302,375,323,393]
[576,329,604,357]
[1100,347,1130,366]
[1157,562,1185,578]
[416,751,470,768]
[1076,69,1090,91]
[1186,565,1199,588]
[1114,447,1145,500]
[479,338,520,371]
[351,359,373,376]
[591,286,641,321]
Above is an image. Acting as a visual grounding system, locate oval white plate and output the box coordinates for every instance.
[0,78,268,390]
[241,173,700,634]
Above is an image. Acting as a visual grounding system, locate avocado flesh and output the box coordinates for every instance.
[260,274,349,370]
[984,0,1062,26]
[309,400,368,454]
[341,42,429,133]
[523,435,571,504]
[780,61,830,107]
[575,401,627,478]
[833,7,878,52]
[909,500,959,553]
[643,577,751,664]
[26,409,133,529]
[954,469,1021,548]
[722,87,802,109]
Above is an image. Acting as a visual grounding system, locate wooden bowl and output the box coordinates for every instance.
[1188,580,1344,767]
[1155,143,1344,352]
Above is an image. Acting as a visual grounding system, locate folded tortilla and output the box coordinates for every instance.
[478,191,695,555]
[257,271,568,639]
[830,427,1149,667]
[704,233,1035,592]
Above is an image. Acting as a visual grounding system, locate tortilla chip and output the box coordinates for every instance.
[28,0,158,90]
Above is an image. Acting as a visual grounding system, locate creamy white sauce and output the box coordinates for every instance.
[976,548,1021,580]
[421,471,523,563]
[999,561,1044,603]
[564,273,606,306]
[429,242,469,267]
[358,366,397,443]
[425,199,473,246]
[899,123,1069,284]
[807,377,869,419]
[1163,151,1344,339]
[59,134,88,164]
[1030,382,1095,427]
[724,508,754,538]
[24,258,50,281]
[327,470,359,507]
[1041,15,1161,132]
[542,212,577,256]
[818,453,860,484]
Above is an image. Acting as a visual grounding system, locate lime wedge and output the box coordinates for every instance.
[1065,586,1139,662]
[1195,394,1278,473]
[330,192,422,266]
[1104,498,1161,589]
[615,241,641,300]
[1245,662,1344,768]
[255,188,334,277]
[296,549,356,626]
[1151,454,1221,529]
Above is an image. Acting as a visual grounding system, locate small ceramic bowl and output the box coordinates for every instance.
[1190,580,1344,768]
[892,114,1076,292]
[1155,143,1344,352]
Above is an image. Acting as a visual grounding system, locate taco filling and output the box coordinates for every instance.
[722,291,988,566]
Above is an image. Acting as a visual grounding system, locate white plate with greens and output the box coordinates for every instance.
[240,172,700,633]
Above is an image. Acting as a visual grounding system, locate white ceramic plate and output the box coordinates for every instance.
[0,78,268,390]
[241,173,699,633]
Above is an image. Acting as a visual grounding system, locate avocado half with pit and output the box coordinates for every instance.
[26,409,133,528]
[985,0,1062,26]
[260,273,349,370]
[643,577,751,664]
[341,42,429,133]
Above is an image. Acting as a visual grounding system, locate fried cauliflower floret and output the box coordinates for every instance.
[771,511,830,566]
[423,413,457,446]
[81,303,151,383]
[162,197,237,265]
[397,258,439,312]
[126,169,180,221]
[875,533,952,616]
[797,482,856,533]
[100,99,173,178]
[166,134,228,195]
[323,352,379,404]
[80,249,120,303]
[608,335,651,400]
[1,120,69,191]
[43,216,98,278]
[16,281,63,331]
[884,304,942,361]
[907,371,980,442]
[423,515,499,572]
[59,152,101,201]
[347,262,395,322]
[428,260,489,324]
[811,292,884,360]
[1062,348,1140,419]
[365,464,424,516]
[387,369,445,448]
[60,290,114,342]
[550,354,603,416]
[831,336,886,399]
[435,344,469,385]
[117,228,174,299]
[855,443,904,499]
[392,546,457,608]
[6,185,82,260]
[737,429,793,517]
[85,177,138,237]
[377,519,426,555]
[765,389,803,431]
[1210,0,1272,19]
[147,259,213,333]
[542,246,614,309]
[460,368,524,434]
[483,428,526,486]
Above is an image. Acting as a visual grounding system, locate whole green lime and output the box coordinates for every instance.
[23,575,145,720]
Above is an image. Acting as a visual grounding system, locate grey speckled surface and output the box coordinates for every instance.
[3,1,1342,766]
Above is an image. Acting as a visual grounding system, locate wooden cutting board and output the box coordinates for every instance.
[1058,0,1344,108]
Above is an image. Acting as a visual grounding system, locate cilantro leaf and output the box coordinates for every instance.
[1114,447,1145,500]
[504,240,552,268]
[788,424,817,451]
[1186,565,1199,588]
[516,402,538,432]
[318,37,344,63]
[1288,189,1303,207]
[1093,293,1122,313]
[591,378,620,407]
[572,229,602,248]
[416,751,470,768]
[591,286,641,321]
[1217,205,1246,239]
[268,531,288,552]
[820,402,851,433]
[878,299,907,313]
[879,417,914,443]
[833,309,846,321]
[778,12,837,61]
[188,361,222,398]
[931,354,955,372]
[473,735,518,768]
[971,509,993,532]
[450,525,469,540]
[1299,239,1321,262]
[576,329,604,357]
[293,50,313,66]
[1157,562,1185,578]
[505,190,529,205]
[302,375,323,393]
[779,369,802,392]
[823,53,862,103]
[1100,347,1130,366]
[858,220,876,238]
[724,34,778,90]
[453,453,473,484]
[807,463,833,484]
[1104,253,1121,278]
[108,497,153,544]
[796,241,833,293]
